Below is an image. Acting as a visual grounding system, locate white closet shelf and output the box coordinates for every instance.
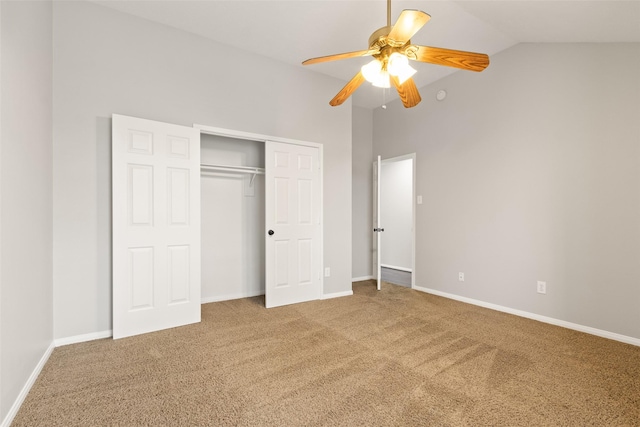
[200,163,265,186]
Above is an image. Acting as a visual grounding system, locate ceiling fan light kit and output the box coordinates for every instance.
[302,0,489,109]
[387,52,417,84]
[361,52,417,90]
[361,59,390,88]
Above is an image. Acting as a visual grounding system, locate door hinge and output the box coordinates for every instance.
[373,228,385,232]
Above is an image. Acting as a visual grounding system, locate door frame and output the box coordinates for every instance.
[194,123,324,299]
[376,153,416,289]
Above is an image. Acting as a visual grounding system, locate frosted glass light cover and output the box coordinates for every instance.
[361,60,390,88]
[388,53,416,84]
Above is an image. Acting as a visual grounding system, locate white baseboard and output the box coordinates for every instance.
[203,290,353,303]
[201,290,264,304]
[380,264,412,273]
[321,290,354,300]
[54,330,113,347]
[414,286,640,347]
[1,342,55,427]
[352,275,373,282]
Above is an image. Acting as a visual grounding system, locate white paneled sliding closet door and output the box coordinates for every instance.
[265,141,321,308]
[112,115,201,339]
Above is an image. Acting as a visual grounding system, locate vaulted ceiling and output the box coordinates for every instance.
[92,1,640,108]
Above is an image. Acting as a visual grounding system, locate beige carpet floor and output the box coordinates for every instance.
[13,281,640,426]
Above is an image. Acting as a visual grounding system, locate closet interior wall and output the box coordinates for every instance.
[201,134,265,302]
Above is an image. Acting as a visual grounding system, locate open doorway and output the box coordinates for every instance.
[373,153,416,289]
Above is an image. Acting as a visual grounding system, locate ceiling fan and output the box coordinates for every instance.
[302,0,490,108]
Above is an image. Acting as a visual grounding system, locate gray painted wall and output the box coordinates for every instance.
[52,1,352,340]
[351,106,373,279]
[0,1,53,422]
[373,43,640,340]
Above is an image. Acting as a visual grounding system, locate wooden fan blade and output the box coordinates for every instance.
[388,10,430,43]
[302,49,378,66]
[412,46,489,72]
[391,76,421,108]
[330,71,366,106]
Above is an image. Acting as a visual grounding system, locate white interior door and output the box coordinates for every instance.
[112,114,201,339]
[265,141,321,308]
[373,155,382,291]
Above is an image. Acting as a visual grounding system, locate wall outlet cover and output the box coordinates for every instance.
[537,281,547,294]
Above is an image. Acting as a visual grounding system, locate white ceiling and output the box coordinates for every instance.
[91,1,640,108]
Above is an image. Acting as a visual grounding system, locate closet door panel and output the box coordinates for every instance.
[128,247,154,310]
[113,114,201,339]
[274,240,290,288]
[167,135,190,159]
[266,141,321,308]
[167,167,190,226]
[128,164,154,226]
[128,130,153,154]
[168,245,190,304]
[297,179,312,225]
[274,177,290,224]
[297,239,312,285]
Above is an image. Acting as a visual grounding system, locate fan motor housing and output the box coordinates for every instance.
[368,26,392,48]
[369,25,412,53]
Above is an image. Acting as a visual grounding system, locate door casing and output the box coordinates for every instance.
[373,153,416,289]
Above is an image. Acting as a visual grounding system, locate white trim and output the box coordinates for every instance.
[382,153,416,163]
[352,275,373,282]
[195,124,323,149]
[380,264,412,273]
[201,291,264,304]
[0,342,55,427]
[321,290,354,300]
[54,330,113,347]
[319,146,324,303]
[414,286,640,347]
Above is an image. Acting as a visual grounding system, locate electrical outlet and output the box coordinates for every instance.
[458,272,464,282]
[324,267,331,277]
[537,281,546,294]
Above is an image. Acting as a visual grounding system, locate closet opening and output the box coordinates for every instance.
[197,123,324,309]
[200,134,266,303]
